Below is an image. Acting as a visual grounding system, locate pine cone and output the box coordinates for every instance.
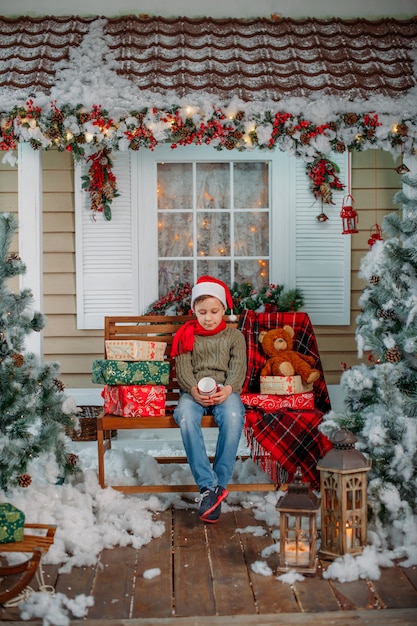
[129,139,140,151]
[47,128,60,140]
[299,133,311,145]
[235,111,245,121]
[225,139,235,150]
[335,141,346,153]
[78,112,91,124]
[386,346,401,363]
[8,252,21,262]
[233,131,243,140]
[102,181,115,200]
[67,453,79,466]
[136,113,144,124]
[377,309,396,321]
[18,473,32,488]
[54,378,65,392]
[344,113,359,125]
[320,182,333,204]
[12,353,24,367]
[52,110,64,124]
[370,274,380,286]
[396,124,408,137]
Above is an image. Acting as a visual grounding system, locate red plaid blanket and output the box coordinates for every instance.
[244,408,332,489]
[238,310,331,413]
[238,310,332,488]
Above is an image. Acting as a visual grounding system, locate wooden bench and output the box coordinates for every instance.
[97,314,277,494]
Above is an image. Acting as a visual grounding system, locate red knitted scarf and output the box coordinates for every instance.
[171,319,226,357]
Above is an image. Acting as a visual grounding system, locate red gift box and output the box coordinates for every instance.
[102,385,166,417]
[240,392,315,410]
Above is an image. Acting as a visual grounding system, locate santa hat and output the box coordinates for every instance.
[191,275,236,321]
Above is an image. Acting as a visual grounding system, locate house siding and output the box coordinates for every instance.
[0,149,401,389]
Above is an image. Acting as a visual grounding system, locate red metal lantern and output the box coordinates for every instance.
[367,224,382,248]
[340,194,358,234]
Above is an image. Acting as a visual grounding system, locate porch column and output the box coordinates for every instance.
[18,143,43,357]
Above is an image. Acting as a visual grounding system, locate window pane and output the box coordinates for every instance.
[159,260,193,295]
[158,163,193,209]
[197,260,231,285]
[234,162,269,208]
[196,163,230,208]
[234,260,269,291]
[234,211,269,256]
[158,212,193,257]
[157,159,270,299]
[197,212,230,257]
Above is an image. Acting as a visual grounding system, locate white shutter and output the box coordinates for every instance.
[75,152,138,329]
[291,152,351,325]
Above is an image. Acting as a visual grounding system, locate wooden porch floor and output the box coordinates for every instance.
[1,505,417,625]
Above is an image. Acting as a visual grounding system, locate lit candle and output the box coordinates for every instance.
[285,540,310,566]
[346,524,353,550]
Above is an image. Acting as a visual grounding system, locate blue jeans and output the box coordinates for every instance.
[173,392,245,491]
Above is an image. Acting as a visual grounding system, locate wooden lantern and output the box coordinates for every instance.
[317,428,371,559]
[277,467,320,575]
[340,194,358,234]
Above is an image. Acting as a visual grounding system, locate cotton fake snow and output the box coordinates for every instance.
[251,560,273,576]
[143,567,161,579]
[277,570,305,584]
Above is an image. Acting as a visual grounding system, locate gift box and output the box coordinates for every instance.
[241,392,315,410]
[260,375,313,395]
[105,340,167,361]
[102,385,166,417]
[0,503,25,543]
[92,359,170,386]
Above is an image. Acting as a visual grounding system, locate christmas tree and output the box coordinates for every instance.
[0,212,78,491]
[321,162,417,539]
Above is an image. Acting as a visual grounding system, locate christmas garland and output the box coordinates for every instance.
[306,158,345,205]
[145,281,304,315]
[81,149,119,220]
[0,101,414,219]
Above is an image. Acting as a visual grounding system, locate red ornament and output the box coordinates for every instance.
[340,194,358,234]
[367,224,382,248]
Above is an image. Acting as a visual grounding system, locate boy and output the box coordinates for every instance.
[172,276,247,523]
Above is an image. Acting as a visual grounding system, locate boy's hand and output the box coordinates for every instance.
[192,384,233,406]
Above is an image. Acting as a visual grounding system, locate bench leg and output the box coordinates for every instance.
[97,426,111,489]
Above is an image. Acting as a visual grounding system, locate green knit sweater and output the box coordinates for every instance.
[175,327,247,394]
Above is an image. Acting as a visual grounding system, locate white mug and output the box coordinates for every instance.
[197,377,217,395]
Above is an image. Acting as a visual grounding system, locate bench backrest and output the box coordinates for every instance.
[104,315,239,410]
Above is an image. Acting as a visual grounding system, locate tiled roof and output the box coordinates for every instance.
[0,15,416,104]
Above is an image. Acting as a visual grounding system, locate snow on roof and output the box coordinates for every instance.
[1,15,416,109]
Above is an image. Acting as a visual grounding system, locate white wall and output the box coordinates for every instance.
[2,0,416,18]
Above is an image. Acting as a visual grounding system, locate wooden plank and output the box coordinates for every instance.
[87,547,137,620]
[403,564,417,590]
[54,563,97,599]
[173,507,216,617]
[320,559,377,610]
[131,509,173,619]
[61,607,417,625]
[371,565,417,609]
[293,575,340,613]
[234,508,300,614]
[206,510,256,616]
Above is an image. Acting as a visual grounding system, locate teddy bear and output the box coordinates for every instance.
[258,325,321,384]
